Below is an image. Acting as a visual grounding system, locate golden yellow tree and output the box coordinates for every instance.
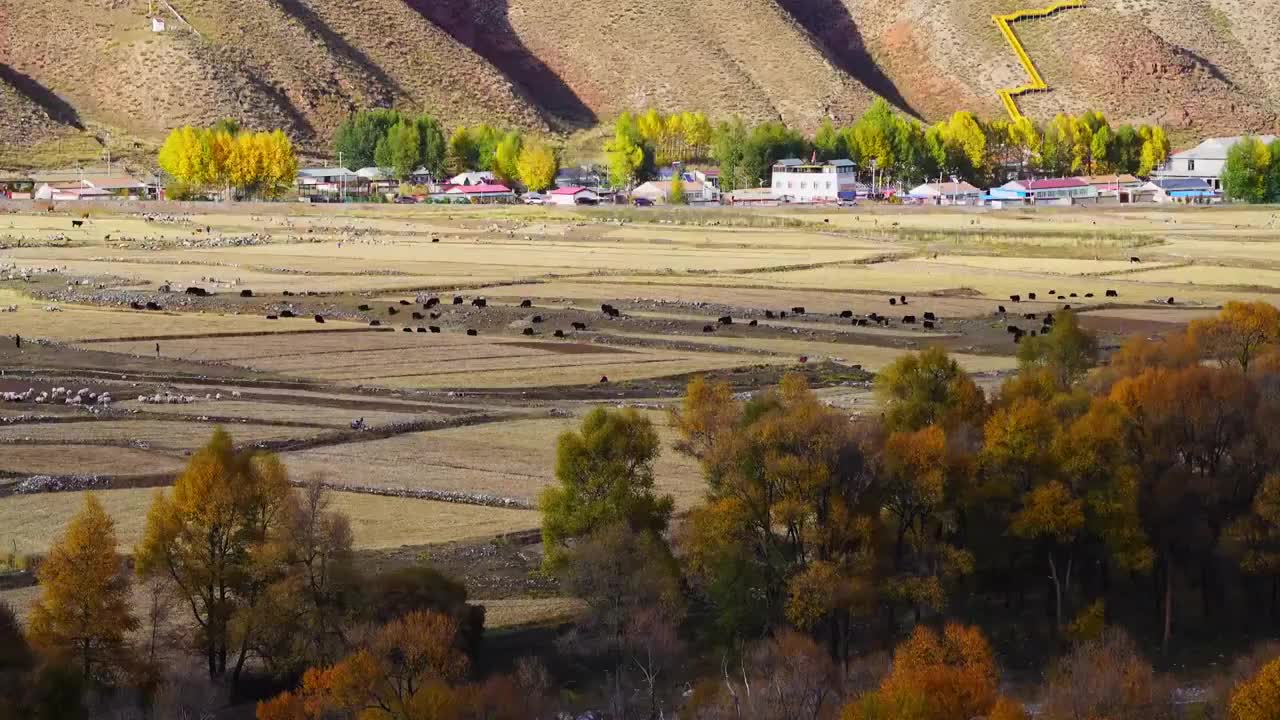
[848,623,999,720]
[136,428,291,686]
[1230,655,1280,720]
[27,494,137,682]
[516,142,559,192]
[1189,301,1280,372]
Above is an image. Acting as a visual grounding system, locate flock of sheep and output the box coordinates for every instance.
[136,390,242,405]
[0,386,112,406]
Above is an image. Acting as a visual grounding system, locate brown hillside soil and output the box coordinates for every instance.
[0,0,1275,152]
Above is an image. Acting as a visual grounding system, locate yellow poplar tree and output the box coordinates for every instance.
[28,494,137,682]
[516,142,559,192]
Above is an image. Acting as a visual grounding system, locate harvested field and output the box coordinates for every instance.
[479,597,587,629]
[0,488,541,556]
[0,420,320,451]
[1120,265,1280,289]
[120,400,434,428]
[0,444,181,476]
[925,255,1181,275]
[282,411,707,508]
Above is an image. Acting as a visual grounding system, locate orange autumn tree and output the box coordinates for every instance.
[27,494,137,683]
[258,610,469,720]
[1229,654,1280,720]
[845,623,1017,720]
[1189,301,1280,372]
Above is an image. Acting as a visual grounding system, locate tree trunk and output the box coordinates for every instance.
[1049,553,1063,630]
[1163,563,1174,653]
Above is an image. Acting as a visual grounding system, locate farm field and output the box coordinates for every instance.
[0,487,541,557]
[1,201,1279,622]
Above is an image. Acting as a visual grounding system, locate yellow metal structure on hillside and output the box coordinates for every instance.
[993,0,1086,121]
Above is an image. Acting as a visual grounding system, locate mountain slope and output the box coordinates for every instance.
[0,0,1276,158]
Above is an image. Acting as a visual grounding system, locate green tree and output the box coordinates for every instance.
[1016,311,1099,389]
[493,131,524,184]
[333,109,401,169]
[136,429,291,687]
[376,120,421,181]
[1268,139,1280,202]
[1223,136,1273,203]
[606,113,647,189]
[813,118,842,161]
[211,117,241,136]
[668,170,686,204]
[711,116,749,191]
[470,124,502,171]
[539,408,674,570]
[445,127,479,176]
[413,115,447,178]
[516,141,559,192]
[28,495,137,683]
[875,347,987,433]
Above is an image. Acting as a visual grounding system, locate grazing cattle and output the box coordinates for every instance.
[703,325,715,332]
[765,310,775,319]
[430,312,441,320]
[412,312,424,320]
[780,311,788,318]
[553,329,565,338]
[1044,313,1055,324]
[425,297,440,308]
[466,329,478,336]
[1010,295,1021,302]
[571,322,587,330]
[889,298,897,306]
[599,375,609,384]
[1007,325,1020,334]
[403,327,413,333]
[1030,330,1038,337]
[902,315,916,324]
[1130,256,1141,263]
[998,305,1007,314]
[130,301,144,310]
[718,316,733,325]
[923,312,936,321]
[399,300,411,306]
[1048,289,1056,295]
[530,315,544,323]
[1167,297,1175,305]
[923,320,935,330]
[283,291,295,297]
[601,303,614,314]
[1028,293,1037,300]
[370,320,381,326]
[145,302,161,310]
[1085,293,1094,298]
[1105,290,1118,298]
[71,220,83,228]
[1063,305,1072,310]
[184,287,209,296]
[1024,313,1037,320]
[280,310,295,318]
[240,289,253,298]
[358,304,371,311]
[522,328,534,336]
[607,307,621,318]
[840,310,853,318]
[431,238,440,243]
[472,298,487,308]
[856,318,868,326]
[453,296,464,305]
[387,307,398,315]
[899,295,907,304]
[791,306,805,315]
[520,299,533,308]
[314,315,325,323]
[416,327,427,333]
[1069,293,1078,298]
[266,314,278,320]
[429,326,441,333]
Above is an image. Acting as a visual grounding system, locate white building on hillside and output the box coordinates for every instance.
[770,159,857,203]
[1159,135,1279,191]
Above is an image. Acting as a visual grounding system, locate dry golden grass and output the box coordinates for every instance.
[0,420,319,451]
[121,400,433,428]
[0,445,181,476]
[284,411,707,508]
[479,597,587,630]
[1121,265,1280,289]
[0,488,541,557]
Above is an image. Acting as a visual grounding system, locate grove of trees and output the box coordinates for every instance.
[605,102,1171,193]
[1222,135,1280,203]
[158,121,298,200]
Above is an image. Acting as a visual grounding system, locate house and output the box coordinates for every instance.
[1160,135,1279,191]
[907,181,982,205]
[355,167,399,195]
[631,180,719,205]
[33,176,152,201]
[0,175,34,199]
[769,159,858,203]
[444,183,514,203]
[988,177,1098,205]
[657,167,720,188]
[449,171,495,186]
[555,166,605,190]
[34,183,114,201]
[297,167,363,201]
[547,186,600,206]
[1139,177,1220,205]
